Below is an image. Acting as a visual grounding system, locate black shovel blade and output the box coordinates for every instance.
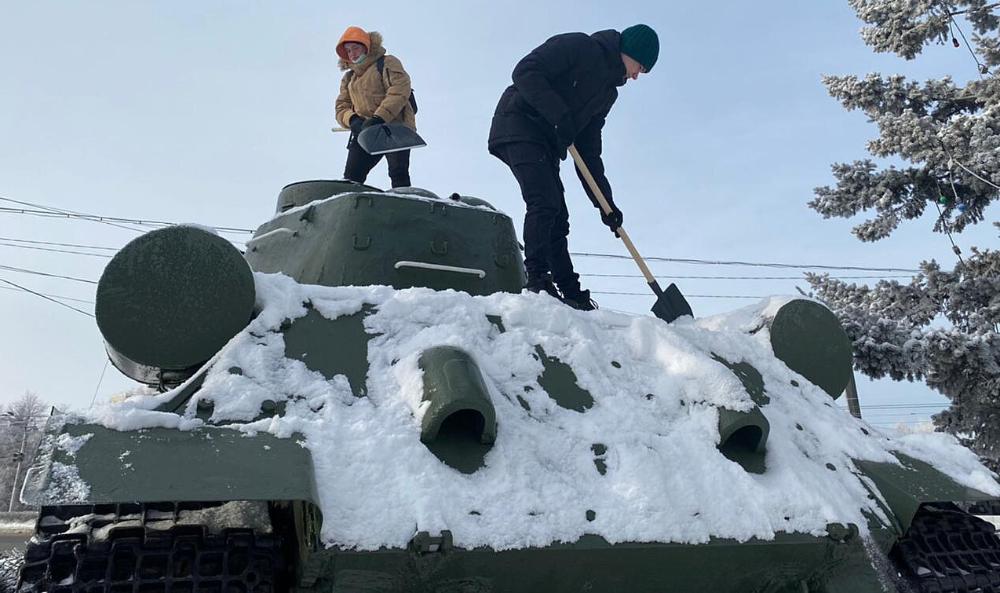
[650,282,694,323]
[357,123,427,155]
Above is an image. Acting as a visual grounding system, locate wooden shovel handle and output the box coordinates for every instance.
[568,144,657,286]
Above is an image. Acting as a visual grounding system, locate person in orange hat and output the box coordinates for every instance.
[334,26,417,188]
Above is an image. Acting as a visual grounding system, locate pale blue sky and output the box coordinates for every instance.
[1,1,994,429]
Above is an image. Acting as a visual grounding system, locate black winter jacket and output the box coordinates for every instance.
[488,29,626,207]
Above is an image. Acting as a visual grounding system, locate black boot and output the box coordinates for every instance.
[561,288,598,311]
[524,274,562,300]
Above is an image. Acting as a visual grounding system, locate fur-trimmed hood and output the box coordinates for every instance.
[338,31,386,72]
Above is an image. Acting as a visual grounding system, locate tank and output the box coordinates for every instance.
[12,180,1000,593]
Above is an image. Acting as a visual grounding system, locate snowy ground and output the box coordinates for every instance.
[0,523,31,536]
[74,273,999,552]
[0,549,22,593]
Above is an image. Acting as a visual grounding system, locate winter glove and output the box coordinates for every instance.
[349,114,365,135]
[554,113,576,151]
[362,115,385,129]
[600,205,623,237]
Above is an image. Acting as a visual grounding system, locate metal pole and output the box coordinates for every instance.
[8,419,28,512]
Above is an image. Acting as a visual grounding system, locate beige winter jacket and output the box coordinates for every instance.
[335,32,417,131]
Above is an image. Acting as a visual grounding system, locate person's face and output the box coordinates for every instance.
[344,42,367,62]
[621,53,647,82]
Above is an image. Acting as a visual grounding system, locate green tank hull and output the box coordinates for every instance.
[14,181,1000,593]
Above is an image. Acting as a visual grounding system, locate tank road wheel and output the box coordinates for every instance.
[890,503,1000,593]
[17,526,287,593]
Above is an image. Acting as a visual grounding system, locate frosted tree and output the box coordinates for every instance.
[0,391,47,512]
[809,0,1000,466]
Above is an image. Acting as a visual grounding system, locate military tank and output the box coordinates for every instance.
[13,180,1000,593]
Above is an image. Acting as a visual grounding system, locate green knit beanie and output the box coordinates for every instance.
[620,24,659,72]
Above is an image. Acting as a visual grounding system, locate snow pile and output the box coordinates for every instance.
[0,549,22,593]
[0,519,33,535]
[85,273,1000,551]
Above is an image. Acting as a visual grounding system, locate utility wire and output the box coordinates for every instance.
[949,2,1000,16]
[0,264,98,285]
[0,284,94,304]
[0,205,253,235]
[571,252,920,273]
[861,403,947,409]
[0,276,94,317]
[89,360,110,409]
[593,290,760,299]
[581,272,914,280]
[0,197,928,271]
[0,242,113,258]
[0,196,146,234]
[0,236,118,251]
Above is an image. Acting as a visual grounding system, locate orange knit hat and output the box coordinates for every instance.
[336,26,371,60]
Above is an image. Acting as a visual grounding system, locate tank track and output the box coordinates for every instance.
[890,503,1000,593]
[17,504,286,593]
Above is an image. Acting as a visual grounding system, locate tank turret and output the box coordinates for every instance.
[246,181,524,295]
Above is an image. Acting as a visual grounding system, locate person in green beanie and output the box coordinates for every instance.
[488,25,659,311]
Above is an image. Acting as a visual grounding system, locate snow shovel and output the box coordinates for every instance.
[568,144,693,323]
[357,122,427,155]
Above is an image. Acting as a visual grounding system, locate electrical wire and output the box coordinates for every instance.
[0,264,98,284]
[0,205,253,235]
[0,284,94,304]
[0,196,146,234]
[89,359,110,408]
[949,2,1000,16]
[571,252,919,273]
[0,276,94,317]
[0,242,113,258]
[0,236,118,251]
[592,290,761,299]
[0,197,931,271]
[581,273,914,280]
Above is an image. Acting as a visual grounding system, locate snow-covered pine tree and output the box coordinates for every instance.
[808,0,1000,466]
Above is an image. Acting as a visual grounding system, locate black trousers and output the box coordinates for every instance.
[344,136,411,188]
[495,142,581,294]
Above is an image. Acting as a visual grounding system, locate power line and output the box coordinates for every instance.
[0,236,118,251]
[0,264,98,285]
[0,205,253,235]
[593,290,761,299]
[0,197,928,271]
[0,284,94,304]
[0,242,113,258]
[949,2,1000,16]
[581,273,914,280]
[571,252,920,273]
[0,276,94,317]
[89,360,110,409]
[0,196,146,234]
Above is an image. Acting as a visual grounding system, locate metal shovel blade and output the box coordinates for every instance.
[357,123,427,155]
[650,281,694,323]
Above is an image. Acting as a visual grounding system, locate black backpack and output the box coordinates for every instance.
[348,55,418,114]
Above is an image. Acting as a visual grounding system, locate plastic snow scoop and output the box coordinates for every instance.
[568,144,694,323]
[357,122,427,155]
